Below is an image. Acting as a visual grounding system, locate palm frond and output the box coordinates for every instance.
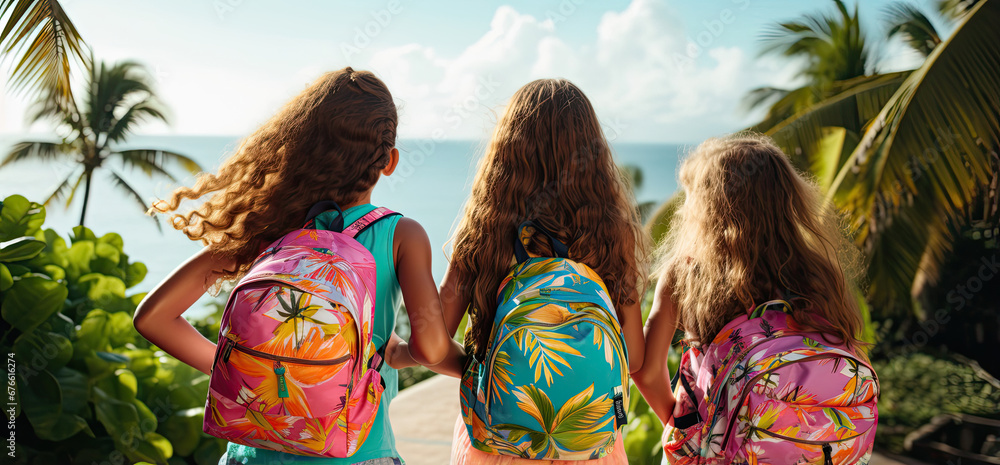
[106,99,168,143]
[85,59,158,142]
[116,149,202,178]
[759,0,874,84]
[106,169,160,231]
[885,2,942,57]
[762,71,911,171]
[831,0,1000,313]
[754,1,877,121]
[743,86,791,113]
[42,168,81,206]
[747,87,822,132]
[938,0,983,20]
[645,191,685,246]
[0,0,86,101]
[0,140,68,167]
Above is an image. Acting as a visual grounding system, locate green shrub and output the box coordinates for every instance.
[872,351,1000,453]
[0,194,226,465]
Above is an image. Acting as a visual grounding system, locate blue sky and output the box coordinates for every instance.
[0,0,946,143]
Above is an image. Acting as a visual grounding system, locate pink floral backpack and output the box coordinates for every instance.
[203,201,399,457]
[662,300,879,465]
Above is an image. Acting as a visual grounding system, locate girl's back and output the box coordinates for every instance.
[220,204,405,464]
[441,79,650,464]
[634,134,878,464]
[135,67,459,465]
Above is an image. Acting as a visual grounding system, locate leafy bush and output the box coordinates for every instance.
[623,384,664,465]
[872,351,1000,453]
[0,194,226,465]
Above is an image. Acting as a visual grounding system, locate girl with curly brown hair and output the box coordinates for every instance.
[440,78,650,465]
[134,67,462,465]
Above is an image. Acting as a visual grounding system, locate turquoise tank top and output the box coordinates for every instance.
[220,204,404,464]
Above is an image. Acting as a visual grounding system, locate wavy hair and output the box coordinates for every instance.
[152,67,397,286]
[658,133,866,351]
[449,79,650,359]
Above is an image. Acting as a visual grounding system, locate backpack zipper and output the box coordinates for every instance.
[220,334,353,366]
[751,426,860,465]
[222,244,377,373]
[751,426,863,444]
[719,352,867,450]
[708,333,801,410]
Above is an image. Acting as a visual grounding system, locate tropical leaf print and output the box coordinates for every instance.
[499,384,614,458]
[228,350,313,416]
[490,350,514,399]
[294,229,320,241]
[518,328,582,386]
[263,288,352,350]
[823,408,857,432]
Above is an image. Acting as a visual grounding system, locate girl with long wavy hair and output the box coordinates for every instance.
[438,78,650,465]
[634,134,873,463]
[133,67,462,465]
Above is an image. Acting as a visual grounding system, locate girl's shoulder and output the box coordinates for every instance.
[391,216,430,259]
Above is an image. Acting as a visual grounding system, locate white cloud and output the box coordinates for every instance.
[1,0,797,143]
[369,0,791,143]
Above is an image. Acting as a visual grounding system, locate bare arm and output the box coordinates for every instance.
[632,276,678,425]
[618,298,646,374]
[390,218,465,377]
[439,264,469,338]
[133,248,232,375]
[390,262,471,377]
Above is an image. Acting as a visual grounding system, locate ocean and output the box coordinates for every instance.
[0,135,687,318]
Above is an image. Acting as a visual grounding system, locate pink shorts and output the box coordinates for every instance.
[449,416,629,465]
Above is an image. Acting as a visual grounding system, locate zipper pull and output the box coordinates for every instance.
[222,337,236,363]
[513,287,552,305]
[822,443,833,465]
[612,385,627,429]
[274,361,289,398]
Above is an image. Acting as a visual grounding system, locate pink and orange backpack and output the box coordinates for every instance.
[662,300,879,465]
[203,201,399,457]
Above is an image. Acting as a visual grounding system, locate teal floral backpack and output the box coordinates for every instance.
[460,221,629,460]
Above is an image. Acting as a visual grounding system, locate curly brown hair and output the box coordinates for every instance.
[449,79,651,359]
[658,133,866,352]
[152,67,397,285]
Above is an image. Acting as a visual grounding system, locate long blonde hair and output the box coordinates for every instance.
[450,79,650,358]
[152,67,397,284]
[658,133,865,351]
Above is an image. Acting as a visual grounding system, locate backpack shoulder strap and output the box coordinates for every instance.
[343,207,401,239]
[303,200,346,231]
[514,220,569,263]
[748,299,792,319]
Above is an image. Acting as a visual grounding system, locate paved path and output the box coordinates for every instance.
[389,375,462,464]
[390,375,931,465]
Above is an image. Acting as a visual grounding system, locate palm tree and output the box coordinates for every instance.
[0,57,202,227]
[827,0,998,314]
[745,0,877,126]
[885,2,942,57]
[649,0,998,318]
[0,0,87,105]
